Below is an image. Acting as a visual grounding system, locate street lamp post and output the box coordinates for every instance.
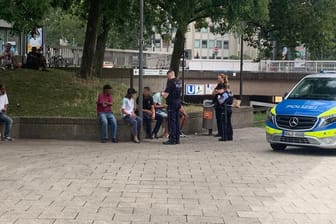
[181,51,185,102]
[138,0,144,139]
[239,34,244,102]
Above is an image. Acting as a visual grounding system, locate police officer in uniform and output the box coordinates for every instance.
[161,70,182,145]
[216,83,233,141]
[213,74,228,137]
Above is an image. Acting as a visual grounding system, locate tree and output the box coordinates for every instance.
[260,0,336,59]
[79,0,101,79]
[147,0,270,76]
[0,0,49,33]
[44,9,85,48]
[93,0,140,77]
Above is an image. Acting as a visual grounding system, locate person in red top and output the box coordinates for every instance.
[97,84,118,143]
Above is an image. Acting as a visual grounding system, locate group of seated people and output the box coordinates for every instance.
[24,47,47,71]
[97,85,188,143]
[0,42,47,71]
[0,43,20,70]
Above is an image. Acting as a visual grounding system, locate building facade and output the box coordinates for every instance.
[152,21,259,60]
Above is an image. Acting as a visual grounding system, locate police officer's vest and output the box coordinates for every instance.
[168,78,182,102]
[223,90,234,105]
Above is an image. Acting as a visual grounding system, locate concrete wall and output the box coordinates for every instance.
[8,107,252,141]
[101,68,309,96]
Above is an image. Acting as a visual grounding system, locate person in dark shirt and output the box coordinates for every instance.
[136,87,163,139]
[212,74,229,137]
[216,83,233,141]
[161,70,182,145]
[25,47,47,70]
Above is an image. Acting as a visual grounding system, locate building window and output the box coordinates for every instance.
[194,39,200,48]
[201,27,208,33]
[201,56,207,59]
[201,40,208,48]
[209,40,215,49]
[216,40,222,49]
[155,39,161,48]
[223,41,229,49]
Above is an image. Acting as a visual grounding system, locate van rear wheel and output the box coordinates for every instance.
[270,143,287,151]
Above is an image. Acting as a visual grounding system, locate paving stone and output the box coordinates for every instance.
[1,128,336,223]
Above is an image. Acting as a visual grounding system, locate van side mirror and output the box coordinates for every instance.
[284,92,288,98]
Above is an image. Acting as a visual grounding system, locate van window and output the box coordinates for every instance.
[287,77,336,100]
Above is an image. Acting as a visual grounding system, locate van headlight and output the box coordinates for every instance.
[319,115,336,127]
[266,109,275,124]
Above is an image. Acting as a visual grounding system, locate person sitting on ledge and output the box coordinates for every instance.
[121,88,142,143]
[0,84,13,141]
[97,84,118,143]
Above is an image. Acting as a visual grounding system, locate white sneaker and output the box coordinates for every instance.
[5,136,12,141]
[180,132,187,138]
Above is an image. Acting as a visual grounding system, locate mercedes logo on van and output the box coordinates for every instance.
[289,117,299,128]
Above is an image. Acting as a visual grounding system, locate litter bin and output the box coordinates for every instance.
[202,99,214,135]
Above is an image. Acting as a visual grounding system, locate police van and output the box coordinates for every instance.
[265,72,336,150]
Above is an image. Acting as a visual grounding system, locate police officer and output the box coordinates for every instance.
[161,70,182,145]
[216,83,233,141]
[213,74,228,137]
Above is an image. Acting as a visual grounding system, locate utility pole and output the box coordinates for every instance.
[138,0,144,139]
[239,34,244,102]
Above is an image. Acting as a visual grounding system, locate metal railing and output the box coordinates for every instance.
[260,60,336,73]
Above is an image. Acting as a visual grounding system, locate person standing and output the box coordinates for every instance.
[136,87,163,139]
[0,84,13,141]
[121,88,142,143]
[97,84,118,143]
[212,74,229,137]
[216,83,233,141]
[161,70,182,145]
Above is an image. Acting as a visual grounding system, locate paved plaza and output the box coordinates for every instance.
[1,127,336,224]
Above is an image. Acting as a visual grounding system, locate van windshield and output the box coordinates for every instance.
[287,77,336,101]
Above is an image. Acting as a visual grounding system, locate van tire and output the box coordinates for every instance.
[270,143,287,151]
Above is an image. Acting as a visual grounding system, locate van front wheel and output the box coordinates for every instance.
[270,143,287,151]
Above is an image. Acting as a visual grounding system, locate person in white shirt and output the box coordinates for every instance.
[152,92,169,138]
[121,88,142,143]
[0,84,13,140]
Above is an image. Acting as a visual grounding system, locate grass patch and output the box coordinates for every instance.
[254,111,267,127]
[1,69,128,118]
[0,69,201,118]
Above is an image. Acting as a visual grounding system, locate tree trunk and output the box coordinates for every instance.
[79,0,101,79]
[93,17,111,77]
[169,26,187,77]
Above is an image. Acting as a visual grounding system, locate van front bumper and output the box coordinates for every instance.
[265,125,336,149]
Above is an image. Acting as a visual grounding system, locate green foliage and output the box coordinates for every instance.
[44,9,86,47]
[0,69,127,117]
[264,0,336,59]
[0,0,50,33]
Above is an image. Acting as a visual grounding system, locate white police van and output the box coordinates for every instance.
[265,72,336,150]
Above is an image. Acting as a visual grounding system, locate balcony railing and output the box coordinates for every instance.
[260,60,336,73]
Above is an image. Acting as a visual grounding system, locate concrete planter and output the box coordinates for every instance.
[7,106,252,141]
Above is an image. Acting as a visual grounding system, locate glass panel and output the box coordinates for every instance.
[194,39,200,48]
[201,40,208,48]
[223,41,229,49]
[216,40,222,48]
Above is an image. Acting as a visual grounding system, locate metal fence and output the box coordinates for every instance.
[260,60,336,73]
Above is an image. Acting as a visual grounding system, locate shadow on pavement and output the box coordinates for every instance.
[273,146,336,156]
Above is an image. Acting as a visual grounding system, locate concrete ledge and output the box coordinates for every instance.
[9,106,253,141]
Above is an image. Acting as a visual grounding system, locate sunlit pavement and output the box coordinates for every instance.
[1,127,336,224]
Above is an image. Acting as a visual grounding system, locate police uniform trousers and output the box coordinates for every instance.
[219,105,233,141]
[167,101,181,143]
[215,106,223,136]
